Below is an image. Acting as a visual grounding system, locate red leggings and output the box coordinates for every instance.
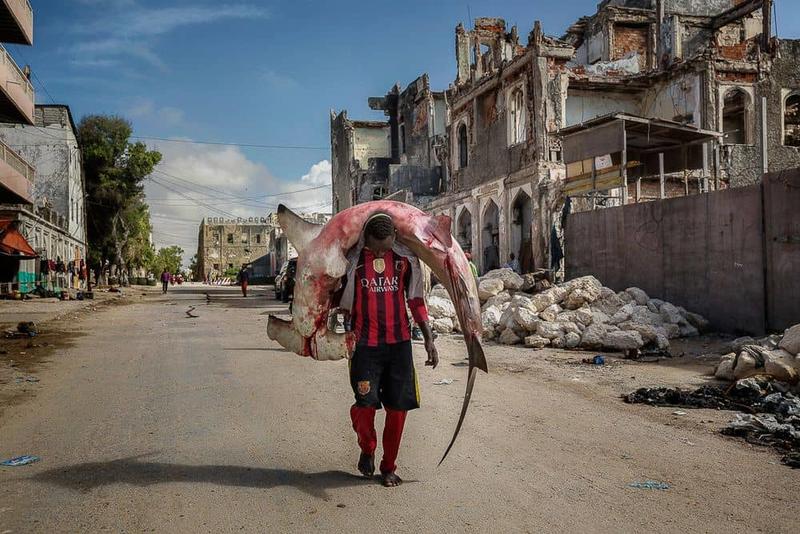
[350,405,407,474]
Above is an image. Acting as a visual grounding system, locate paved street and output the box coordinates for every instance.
[0,286,797,533]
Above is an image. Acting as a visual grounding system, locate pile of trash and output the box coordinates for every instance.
[427,269,708,352]
[714,324,800,384]
[625,377,800,468]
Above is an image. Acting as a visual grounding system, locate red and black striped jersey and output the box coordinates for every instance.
[352,248,428,347]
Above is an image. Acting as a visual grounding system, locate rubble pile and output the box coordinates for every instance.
[427,269,709,352]
[626,378,800,469]
[714,324,800,383]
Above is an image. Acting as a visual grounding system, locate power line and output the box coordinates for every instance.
[10,44,57,105]
[134,135,329,151]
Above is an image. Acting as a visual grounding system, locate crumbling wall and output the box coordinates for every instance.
[764,40,800,175]
[613,24,649,70]
[664,0,735,17]
[330,111,354,212]
[353,125,390,169]
[641,71,702,124]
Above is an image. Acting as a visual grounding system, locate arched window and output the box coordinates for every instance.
[784,93,800,147]
[458,123,468,169]
[722,89,751,145]
[508,87,526,145]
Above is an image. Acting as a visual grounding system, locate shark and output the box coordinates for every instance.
[267,201,487,464]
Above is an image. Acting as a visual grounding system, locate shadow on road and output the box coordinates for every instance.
[30,455,373,499]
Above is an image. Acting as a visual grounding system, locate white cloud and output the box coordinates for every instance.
[143,139,331,261]
[261,69,299,90]
[127,98,186,127]
[66,4,269,71]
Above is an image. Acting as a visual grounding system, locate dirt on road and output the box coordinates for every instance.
[0,285,797,533]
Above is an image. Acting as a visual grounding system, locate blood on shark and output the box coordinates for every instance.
[267,201,487,464]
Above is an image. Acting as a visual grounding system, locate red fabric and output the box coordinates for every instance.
[0,220,37,258]
[353,249,414,346]
[350,405,407,474]
[408,297,429,324]
[380,408,407,474]
[241,280,248,297]
[350,405,377,455]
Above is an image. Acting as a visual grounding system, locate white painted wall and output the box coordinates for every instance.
[565,90,640,126]
[353,126,390,168]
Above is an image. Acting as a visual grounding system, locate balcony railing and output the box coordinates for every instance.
[0,44,33,101]
[0,136,33,184]
[3,0,33,44]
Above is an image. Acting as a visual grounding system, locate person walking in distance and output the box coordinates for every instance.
[338,213,438,487]
[238,265,250,297]
[160,269,170,294]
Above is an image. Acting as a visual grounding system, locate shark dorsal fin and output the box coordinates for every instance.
[277,204,323,253]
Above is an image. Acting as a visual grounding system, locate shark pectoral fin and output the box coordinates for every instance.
[267,315,310,356]
[277,204,323,253]
[431,215,453,248]
[311,329,355,361]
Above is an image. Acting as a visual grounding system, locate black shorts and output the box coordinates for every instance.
[349,340,419,411]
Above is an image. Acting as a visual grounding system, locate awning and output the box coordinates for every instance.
[0,219,37,258]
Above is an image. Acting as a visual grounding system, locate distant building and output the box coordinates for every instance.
[0,104,87,293]
[267,211,330,275]
[196,217,273,282]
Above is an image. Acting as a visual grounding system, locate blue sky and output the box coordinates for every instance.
[18,0,800,255]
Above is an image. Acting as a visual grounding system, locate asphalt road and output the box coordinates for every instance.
[0,285,797,533]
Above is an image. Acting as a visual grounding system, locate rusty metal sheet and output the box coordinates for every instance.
[764,170,800,331]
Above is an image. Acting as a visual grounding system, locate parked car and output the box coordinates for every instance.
[275,258,297,303]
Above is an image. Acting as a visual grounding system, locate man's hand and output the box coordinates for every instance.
[424,338,439,369]
[419,321,438,369]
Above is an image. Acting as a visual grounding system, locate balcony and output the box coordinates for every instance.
[0,136,34,203]
[0,44,33,124]
[0,0,32,45]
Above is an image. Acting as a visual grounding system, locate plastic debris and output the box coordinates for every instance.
[582,355,605,365]
[672,410,687,416]
[1,455,40,466]
[433,378,453,385]
[628,480,670,490]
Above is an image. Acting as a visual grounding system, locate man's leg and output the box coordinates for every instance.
[380,408,407,481]
[350,405,377,476]
[349,346,382,477]
[379,341,418,486]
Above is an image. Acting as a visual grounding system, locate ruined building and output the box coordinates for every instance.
[331,0,800,276]
[330,74,448,212]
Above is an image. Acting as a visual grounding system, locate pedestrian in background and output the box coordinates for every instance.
[238,265,250,297]
[161,269,170,294]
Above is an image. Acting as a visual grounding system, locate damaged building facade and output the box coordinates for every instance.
[331,0,800,276]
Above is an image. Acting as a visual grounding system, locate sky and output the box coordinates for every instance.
[17,0,800,261]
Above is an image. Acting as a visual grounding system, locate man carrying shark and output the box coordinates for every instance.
[337,213,439,487]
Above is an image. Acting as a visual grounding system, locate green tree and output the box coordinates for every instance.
[187,254,199,281]
[79,115,162,276]
[152,246,184,275]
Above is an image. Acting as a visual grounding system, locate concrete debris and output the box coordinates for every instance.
[482,268,524,291]
[714,323,800,384]
[428,273,708,353]
[478,278,505,300]
[427,295,457,319]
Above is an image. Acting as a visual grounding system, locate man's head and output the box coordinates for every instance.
[364,213,396,253]
[510,253,516,260]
